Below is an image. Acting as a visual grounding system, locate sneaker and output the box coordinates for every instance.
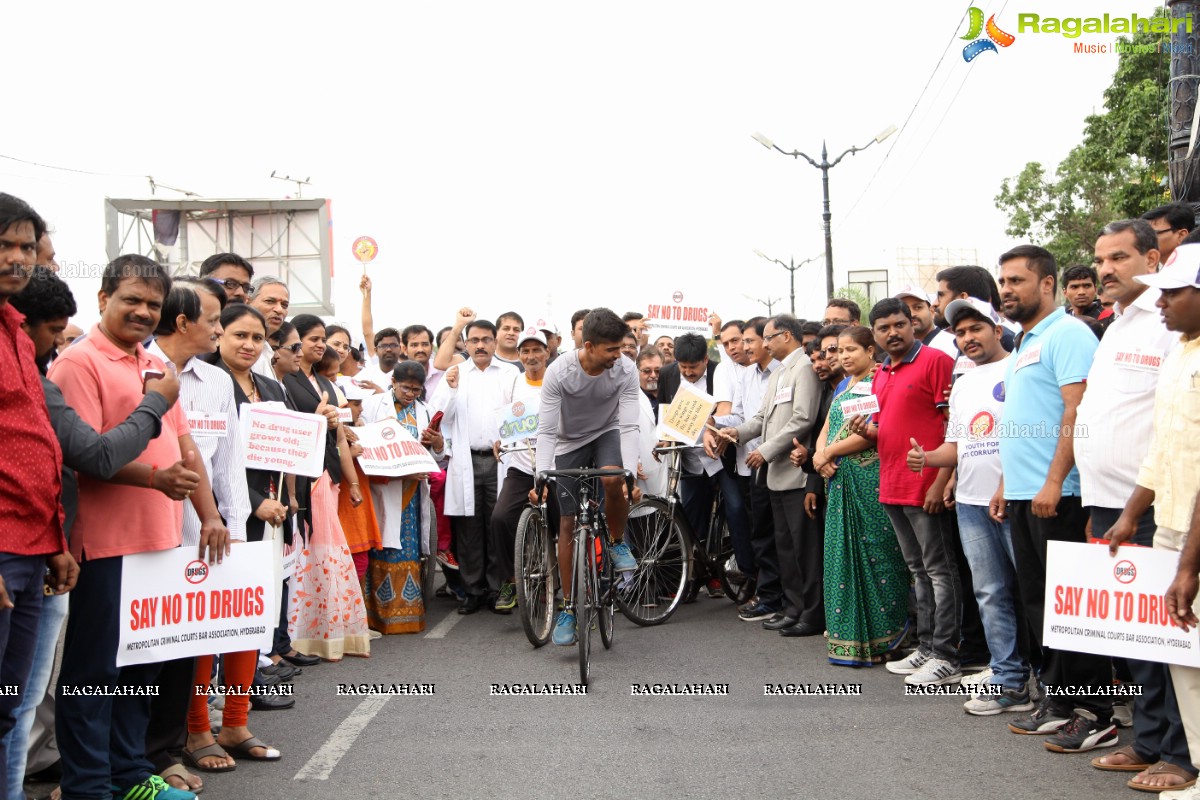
[552,610,577,646]
[960,667,994,687]
[885,649,932,675]
[706,578,724,599]
[1112,699,1133,728]
[609,541,637,573]
[903,657,962,686]
[963,687,1035,716]
[1028,675,1044,704]
[1008,696,1071,735]
[368,629,383,639]
[724,555,744,578]
[494,582,517,613]
[1161,785,1200,800]
[116,775,196,800]
[738,602,778,622]
[737,596,761,614]
[436,550,459,571]
[1043,710,1118,753]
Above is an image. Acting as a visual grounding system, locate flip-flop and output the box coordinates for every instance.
[1091,744,1151,772]
[1127,761,1198,793]
[160,763,204,795]
[224,735,282,761]
[182,742,237,773]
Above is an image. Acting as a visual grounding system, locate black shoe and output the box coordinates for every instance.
[256,669,282,686]
[261,663,299,680]
[26,760,62,783]
[458,595,483,615]
[281,651,321,667]
[249,693,296,711]
[762,614,799,631]
[779,622,822,637]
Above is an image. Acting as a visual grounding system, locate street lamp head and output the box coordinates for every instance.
[752,248,767,259]
[751,132,775,150]
[874,125,899,144]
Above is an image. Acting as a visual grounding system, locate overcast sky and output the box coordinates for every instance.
[6,0,1147,336]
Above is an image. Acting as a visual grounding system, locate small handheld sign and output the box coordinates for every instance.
[352,236,379,274]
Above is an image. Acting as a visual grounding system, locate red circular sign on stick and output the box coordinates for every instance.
[352,236,379,264]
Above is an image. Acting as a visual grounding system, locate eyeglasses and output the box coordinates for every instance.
[377,342,402,350]
[762,331,787,342]
[393,383,422,395]
[639,368,661,375]
[466,337,495,346]
[822,346,840,355]
[208,277,254,295]
[1151,227,1174,235]
[284,343,302,354]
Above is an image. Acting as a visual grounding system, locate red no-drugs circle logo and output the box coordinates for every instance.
[382,427,396,440]
[672,291,683,303]
[185,560,209,585]
[1113,560,1136,584]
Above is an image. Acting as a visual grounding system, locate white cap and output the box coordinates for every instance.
[1135,243,1200,290]
[517,326,548,348]
[894,285,932,304]
[944,296,1002,329]
[533,316,559,335]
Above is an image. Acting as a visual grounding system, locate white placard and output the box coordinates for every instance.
[355,418,439,477]
[117,542,276,667]
[239,404,327,478]
[658,381,715,445]
[1043,540,1200,667]
[643,290,713,340]
[840,394,881,417]
[495,396,540,446]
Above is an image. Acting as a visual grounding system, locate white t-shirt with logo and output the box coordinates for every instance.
[946,356,1009,507]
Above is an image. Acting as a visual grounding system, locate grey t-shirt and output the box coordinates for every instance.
[535,350,640,475]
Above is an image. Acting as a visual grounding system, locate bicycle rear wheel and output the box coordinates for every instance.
[598,532,615,650]
[575,528,594,685]
[515,506,554,647]
[615,498,691,626]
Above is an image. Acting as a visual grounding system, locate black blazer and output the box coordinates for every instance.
[205,355,297,544]
[282,369,344,485]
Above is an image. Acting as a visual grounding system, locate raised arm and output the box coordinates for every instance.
[433,308,476,371]
[360,275,376,358]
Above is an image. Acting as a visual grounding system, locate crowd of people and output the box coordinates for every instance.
[2,188,1200,800]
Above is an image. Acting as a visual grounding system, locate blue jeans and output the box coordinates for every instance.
[955,503,1028,690]
[4,590,66,799]
[0,554,46,800]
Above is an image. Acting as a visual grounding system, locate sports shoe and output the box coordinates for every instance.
[904,657,962,686]
[494,582,517,613]
[706,578,724,599]
[609,541,637,573]
[738,602,778,622]
[1043,710,1118,753]
[724,555,744,578]
[885,649,932,675]
[737,596,761,614]
[1160,784,1200,799]
[116,774,196,799]
[960,667,994,687]
[1112,699,1133,728]
[552,610,577,646]
[1008,696,1070,735]
[436,550,459,571]
[1027,675,1044,704]
[963,687,1035,716]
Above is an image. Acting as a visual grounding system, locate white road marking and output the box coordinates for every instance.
[424,609,465,639]
[293,696,390,781]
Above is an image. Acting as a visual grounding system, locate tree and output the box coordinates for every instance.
[834,286,872,321]
[995,10,1170,268]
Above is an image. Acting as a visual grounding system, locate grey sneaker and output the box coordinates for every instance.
[963,687,1035,716]
[1043,710,1118,753]
[610,541,637,573]
[885,649,932,675]
[904,657,962,686]
[494,582,517,613]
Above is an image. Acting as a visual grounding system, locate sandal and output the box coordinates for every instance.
[224,735,282,761]
[182,742,237,773]
[1091,744,1152,772]
[1128,761,1198,793]
[160,763,204,795]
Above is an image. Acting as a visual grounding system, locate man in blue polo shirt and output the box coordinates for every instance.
[989,244,1112,753]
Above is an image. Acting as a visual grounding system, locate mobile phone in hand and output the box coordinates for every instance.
[428,411,445,432]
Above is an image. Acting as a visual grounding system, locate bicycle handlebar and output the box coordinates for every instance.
[534,468,635,497]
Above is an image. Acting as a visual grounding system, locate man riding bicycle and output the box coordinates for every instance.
[531,308,643,645]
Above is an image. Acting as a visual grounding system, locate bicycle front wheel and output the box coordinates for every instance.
[515,506,554,647]
[615,498,691,626]
[575,529,594,685]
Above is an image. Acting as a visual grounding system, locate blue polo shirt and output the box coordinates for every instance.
[1000,307,1097,500]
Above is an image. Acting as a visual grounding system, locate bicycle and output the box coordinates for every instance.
[534,467,632,685]
[615,441,753,626]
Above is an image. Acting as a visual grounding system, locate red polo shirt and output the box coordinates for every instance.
[0,302,65,556]
[873,341,953,506]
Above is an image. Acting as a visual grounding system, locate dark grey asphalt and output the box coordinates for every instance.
[53,593,1145,800]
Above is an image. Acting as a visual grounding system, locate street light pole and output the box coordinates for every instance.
[752,249,824,316]
[743,292,782,315]
[752,125,897,299]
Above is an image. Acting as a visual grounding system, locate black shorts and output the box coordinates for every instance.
[553,429,622,515]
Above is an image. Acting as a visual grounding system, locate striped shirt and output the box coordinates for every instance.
[148,341,250,545]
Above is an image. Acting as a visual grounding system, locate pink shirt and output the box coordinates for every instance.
[48,325,187,560]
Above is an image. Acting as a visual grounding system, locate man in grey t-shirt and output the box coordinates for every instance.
[534,308,643,645]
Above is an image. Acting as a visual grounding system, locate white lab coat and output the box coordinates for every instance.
[637,391,669,497]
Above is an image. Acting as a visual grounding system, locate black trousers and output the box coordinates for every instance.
[770,487,824,625]
[1008,496,1113,720]
[749,468,782,608]
[144,657,196,773]
[488,469,533,593]
[451,452,499,598]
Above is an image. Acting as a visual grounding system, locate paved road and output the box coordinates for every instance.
[32,592,1143,800]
